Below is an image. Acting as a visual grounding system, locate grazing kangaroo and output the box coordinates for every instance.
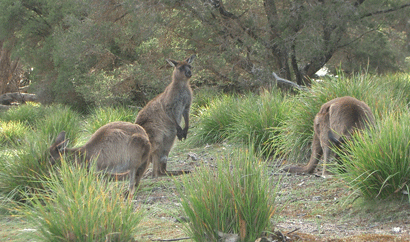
[49,121,151,195]
[135,55,195,177]
[283,96,375,177]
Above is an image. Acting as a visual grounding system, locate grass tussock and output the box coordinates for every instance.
[190,89,291,155]
[275,72,410,163]
[24,159,144,242]
[0,105,83,203]
[84,105,138,135]
[0,121,28,148]
[337,112,410,201]
[175,145,277,241]
[189,94,239,146]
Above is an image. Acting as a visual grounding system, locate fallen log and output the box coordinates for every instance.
[0,92,37,105]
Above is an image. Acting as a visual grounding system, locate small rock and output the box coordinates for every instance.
[312,196,322,201]
[392,227,401,233]
[187,152,198,161]
[217,231,240,242]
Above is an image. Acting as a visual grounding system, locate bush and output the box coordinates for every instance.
[25,159,144,242]
[336,112,410,201]
[175,145,277,241]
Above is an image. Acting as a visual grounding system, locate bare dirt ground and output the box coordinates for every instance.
[133,142,410,242]
[1,141,410,241]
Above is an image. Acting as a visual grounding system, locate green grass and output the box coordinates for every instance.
[0,102,46,127]
[0,121,28,148]
[275,72,409,163]
[0,105,83,203]
[336,112,410,201]
[84,105,138,135]
[226,89,291,155]
[188,94,240,146]
[24,159,144,242]
[175,145,277,241]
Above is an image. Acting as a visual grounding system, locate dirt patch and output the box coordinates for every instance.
[133,142,410,241]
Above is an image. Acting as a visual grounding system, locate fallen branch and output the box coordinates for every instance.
[272,72,308,92]
[0,92,38,105]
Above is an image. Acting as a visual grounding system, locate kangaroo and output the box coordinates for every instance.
[283,96,375,177]
[49,121,151,195]
[135,55,195,177]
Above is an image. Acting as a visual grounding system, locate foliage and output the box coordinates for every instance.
[275,72,409,162]
[175,145,277,241]
[336,112,410,201]
[1,0,409,109]
[24,159,144,242]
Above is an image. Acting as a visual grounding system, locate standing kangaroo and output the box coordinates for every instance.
[283,96,375,177]
[49,121,151,195]
[135,55,195,177]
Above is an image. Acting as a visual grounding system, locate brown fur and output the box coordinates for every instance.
[49,121,151,195]
[283,96,375,176]
[135,55,195,177]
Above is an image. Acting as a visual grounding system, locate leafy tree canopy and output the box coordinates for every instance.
[0,0,409,109]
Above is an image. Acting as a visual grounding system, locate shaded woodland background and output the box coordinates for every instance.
[0,0,409,112]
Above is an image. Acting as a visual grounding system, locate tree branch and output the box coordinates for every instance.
[361,3,410,18]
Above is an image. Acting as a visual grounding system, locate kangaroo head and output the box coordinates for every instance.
[166,54,196,80]
[49,131,69,164]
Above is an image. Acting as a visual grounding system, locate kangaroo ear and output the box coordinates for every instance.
[166,59,178,67]
[186,54,196,64]
[54,131,66,144]
[54,131,69,151]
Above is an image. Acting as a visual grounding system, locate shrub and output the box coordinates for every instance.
[25,159,144,242]
[336,112,410,201]
[175,145,277,241]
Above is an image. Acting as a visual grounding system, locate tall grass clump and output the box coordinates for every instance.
[189,94,240,146]
[25,159,144,242]
[0,121,29,148]
[191,86,222,116]
[337,112,410,202]
[0,102,46,127]
[227,89,291,155]
[276,71,408,163]
[84,106,138,135]
[175,145,277,241]
[0,104,82,202]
